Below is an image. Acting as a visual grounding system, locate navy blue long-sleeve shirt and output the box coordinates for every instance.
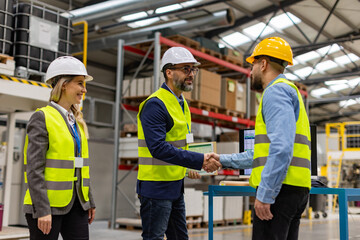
[136,83,204,200]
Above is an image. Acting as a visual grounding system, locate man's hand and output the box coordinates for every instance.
[88,208,96,224]
[187,170,201,179]
[203,153,221,172]
[38,214,52,235]
[254,199,273,221]
[208,152,220,161]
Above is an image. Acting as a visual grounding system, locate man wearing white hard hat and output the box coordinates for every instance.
[23,56,96,239]
[137,47,220,239]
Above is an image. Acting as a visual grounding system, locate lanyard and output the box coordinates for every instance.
[70,123,81,157]
[179,100,190,134]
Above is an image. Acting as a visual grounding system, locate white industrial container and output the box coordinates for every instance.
[184,188,204,217]
[119,137,138,158]
[223,196,243,221]
[203,195,223,222]
[217,141,239,154]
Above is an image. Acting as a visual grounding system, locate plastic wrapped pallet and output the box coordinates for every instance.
[223,196,243,221]
[184,188,203,217]
[217,142,239,154]
[0,0,13,55]
[203,195,223,222]
[119,137,138,158]
[13,1,72,77]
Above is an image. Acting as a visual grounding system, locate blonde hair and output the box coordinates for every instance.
[49,75,89,138]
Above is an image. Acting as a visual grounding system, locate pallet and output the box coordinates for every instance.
[186,215,202,229]
[167,35,201,50]
[113,218,142,230]
[200,47,222,59]
[221,55,243,67]
[0,54,14,64]
[202,220,226,228]
[135,35,200,54]
[224,218,243,226]
[218,109,245,119]
[189,101,221,113]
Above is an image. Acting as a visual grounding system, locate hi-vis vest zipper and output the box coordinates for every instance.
[137,88,190,181]
[249,78,311,189]
[24,105,90,207]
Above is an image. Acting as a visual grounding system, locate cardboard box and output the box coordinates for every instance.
[221,78,237,111]
[182,90,193,102]
[219,131,239,142]
[221,79,247,112]
[191,69,221,107]
[236,83,246,113]
[221,48,244,66]
[250,91,261,117]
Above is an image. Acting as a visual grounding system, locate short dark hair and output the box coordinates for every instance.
[254,55,288,68]
[162,63,173,82]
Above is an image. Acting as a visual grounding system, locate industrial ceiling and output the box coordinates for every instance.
[39,0,360,126]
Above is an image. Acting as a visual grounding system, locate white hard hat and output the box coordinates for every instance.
[45,56,93,85]
[160,47,200,71]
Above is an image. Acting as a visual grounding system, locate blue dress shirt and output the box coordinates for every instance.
[220,74,300,204]
[137,83,203,200]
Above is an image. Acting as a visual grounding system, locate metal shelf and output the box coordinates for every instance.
[122,104,255,128]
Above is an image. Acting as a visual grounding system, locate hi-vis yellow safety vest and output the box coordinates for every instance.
[24,105,90,207]
[137,88,191,181]
[249,78,311,189]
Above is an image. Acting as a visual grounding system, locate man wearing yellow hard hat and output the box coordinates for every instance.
[210,37,311,240]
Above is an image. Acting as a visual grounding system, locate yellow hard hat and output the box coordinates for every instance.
[246,37,293,66]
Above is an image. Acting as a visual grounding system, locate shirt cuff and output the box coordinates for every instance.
[256,185,277,204]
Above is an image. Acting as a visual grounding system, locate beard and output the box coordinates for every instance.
[251,73,263,91]
[173,75,193,92]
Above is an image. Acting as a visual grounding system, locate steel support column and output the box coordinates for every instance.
[153,32,161,92]
[246,77,251,119]
[110,39,125,229]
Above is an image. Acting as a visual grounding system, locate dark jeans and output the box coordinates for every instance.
[25,197,89,240]
[139,194,188,240]
[252,184,309,240]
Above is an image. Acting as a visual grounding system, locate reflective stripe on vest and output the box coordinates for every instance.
[255,134,311,148]
[23,105,90,207]
[137,88,190,181]
[249,78,311,189]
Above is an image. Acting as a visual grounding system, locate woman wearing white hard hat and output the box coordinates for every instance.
[23,56,96,239]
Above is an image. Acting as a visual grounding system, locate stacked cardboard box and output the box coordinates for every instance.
[123,76,164,97]
[250,91,261,117]
[221,48,244,66]
[203,195,223,222]
[221,78,246,112]
[185,69,221,107]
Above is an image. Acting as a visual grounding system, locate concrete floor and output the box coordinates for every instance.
[87,213,360,240]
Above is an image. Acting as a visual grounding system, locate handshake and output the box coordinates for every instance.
[202,153,222,172]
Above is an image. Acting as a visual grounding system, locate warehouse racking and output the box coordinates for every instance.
[110,32,258,228]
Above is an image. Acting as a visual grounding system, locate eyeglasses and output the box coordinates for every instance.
[168,66,199,75]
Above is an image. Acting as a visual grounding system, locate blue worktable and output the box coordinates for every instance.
[206,185,360,240]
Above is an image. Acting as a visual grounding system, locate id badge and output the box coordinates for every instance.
[75,157,84,168]
[186,133,194,144]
